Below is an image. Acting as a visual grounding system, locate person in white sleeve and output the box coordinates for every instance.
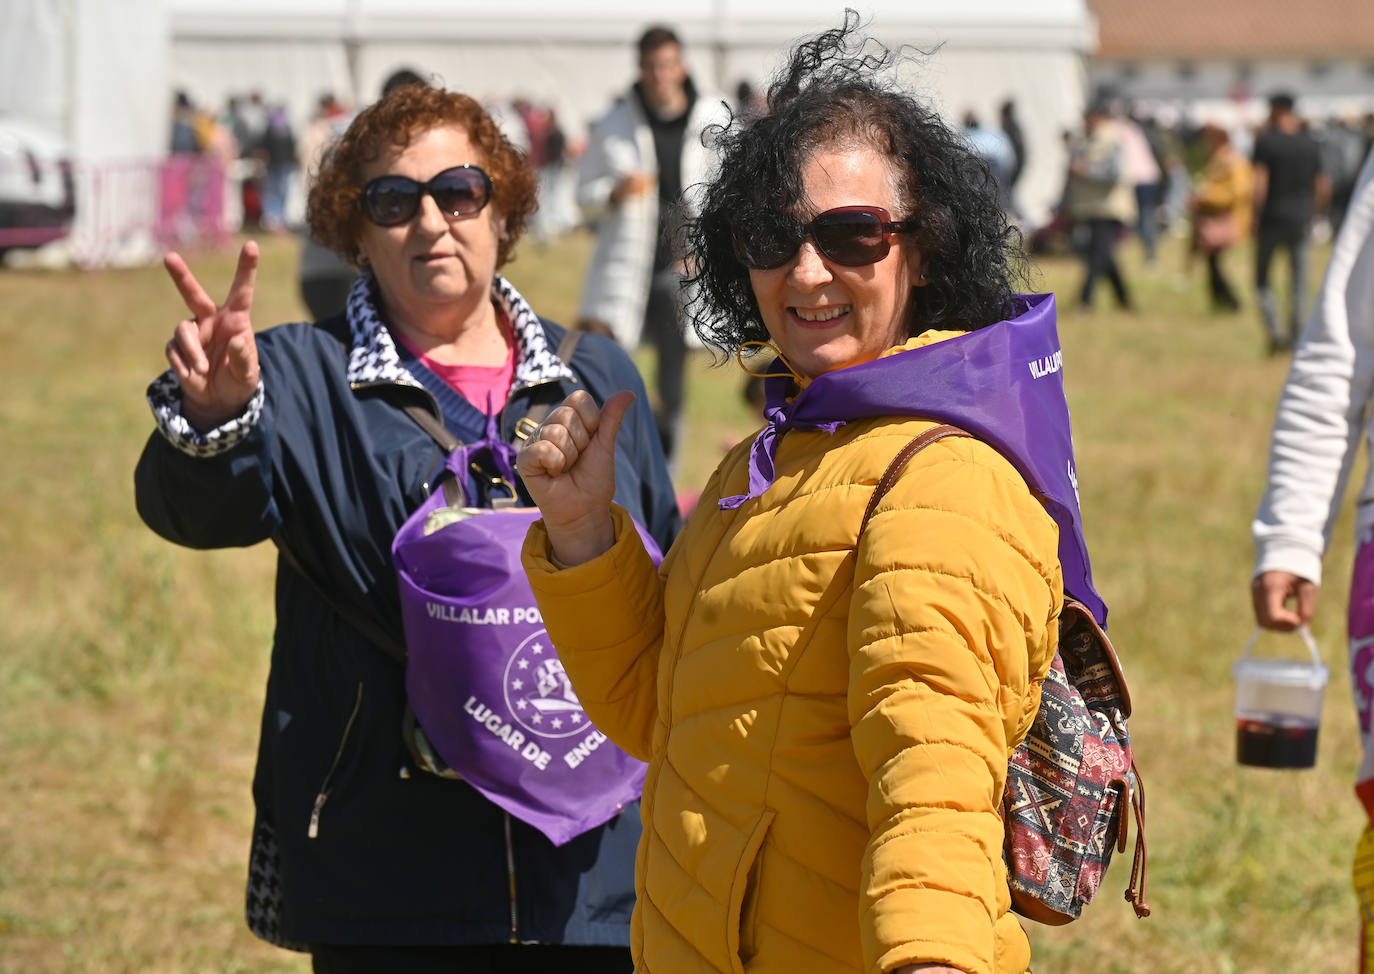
[1251,144,1374,967]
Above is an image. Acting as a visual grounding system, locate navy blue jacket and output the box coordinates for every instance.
[134,276,679,948]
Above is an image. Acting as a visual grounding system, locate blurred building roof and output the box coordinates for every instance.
[1089,0,1374,58]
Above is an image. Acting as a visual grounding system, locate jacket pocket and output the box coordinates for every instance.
[727,808,775,973]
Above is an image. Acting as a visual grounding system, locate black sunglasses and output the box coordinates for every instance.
[360,165,493,227]
[733,205,915,270]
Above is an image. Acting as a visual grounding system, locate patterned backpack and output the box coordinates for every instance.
[861,424,1150,924]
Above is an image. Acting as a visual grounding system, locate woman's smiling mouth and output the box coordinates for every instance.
[792,305,851,324]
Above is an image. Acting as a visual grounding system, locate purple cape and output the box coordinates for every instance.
[720,293,1107,626]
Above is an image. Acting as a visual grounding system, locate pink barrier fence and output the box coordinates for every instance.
[0,155,239,268]
[152,154,233,249]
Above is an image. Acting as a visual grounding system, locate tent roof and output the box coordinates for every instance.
[169,0,1095,49]
[168,0,1089,21]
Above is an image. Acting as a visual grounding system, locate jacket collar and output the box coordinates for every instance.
[631,76,699,125]
[343,272,576,391]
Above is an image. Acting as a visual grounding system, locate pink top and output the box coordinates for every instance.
[394,313,517,415]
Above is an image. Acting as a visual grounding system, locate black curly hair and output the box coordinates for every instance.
[684,12,1027,353]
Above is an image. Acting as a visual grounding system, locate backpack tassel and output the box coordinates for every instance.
[1122,762,1151,918]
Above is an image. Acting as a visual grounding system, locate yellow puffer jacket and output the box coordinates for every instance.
[1194,142,1255,237]
[524,360,1062,974]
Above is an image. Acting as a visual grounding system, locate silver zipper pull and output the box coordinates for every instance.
[308,791,327,839]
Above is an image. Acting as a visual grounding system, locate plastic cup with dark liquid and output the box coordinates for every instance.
[1233,627,1329,770]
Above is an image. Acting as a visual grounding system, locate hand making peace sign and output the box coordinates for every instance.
[162,240,260,432]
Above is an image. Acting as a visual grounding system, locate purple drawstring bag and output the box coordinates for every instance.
[391,418,656,846]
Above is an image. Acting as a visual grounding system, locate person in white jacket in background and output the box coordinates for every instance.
[574,25,729,467]
[1251,145,1374,967]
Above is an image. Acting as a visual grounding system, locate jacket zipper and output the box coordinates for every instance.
[348,371,564,934]
[505,812,519,942]
[308,682,364,839]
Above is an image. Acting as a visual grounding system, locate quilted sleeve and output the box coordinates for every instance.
[573,110,626,224]
[1252,152,1374,584]
[523,504,668,761]
[847,436,1062,974]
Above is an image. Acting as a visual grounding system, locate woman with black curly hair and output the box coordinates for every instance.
[519,16,1107,974]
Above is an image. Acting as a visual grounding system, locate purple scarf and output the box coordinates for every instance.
[720,293,1107,626]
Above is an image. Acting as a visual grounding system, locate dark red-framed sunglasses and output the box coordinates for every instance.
[733,205,915,270]
[360,165,493,227]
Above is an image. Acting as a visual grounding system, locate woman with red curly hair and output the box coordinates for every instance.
[134,82,677,972]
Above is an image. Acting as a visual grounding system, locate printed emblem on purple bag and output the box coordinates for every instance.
[506,634,591,738]
[456,628,617,780]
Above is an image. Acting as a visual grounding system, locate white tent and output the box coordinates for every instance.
[2,0,169,265]
[2,0,168,161]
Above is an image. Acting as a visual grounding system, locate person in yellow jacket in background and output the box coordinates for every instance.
[515,18,1116,974]
[1190,122,1254,313]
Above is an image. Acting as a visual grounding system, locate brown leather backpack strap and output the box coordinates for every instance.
[511,329,585,442]
[403,403,462,453]
[555,327,584,363]
[859,424,971,536]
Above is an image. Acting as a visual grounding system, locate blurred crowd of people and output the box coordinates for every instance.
[1036,89,1374,354]
[166,68,1374,452]
[170,85,577,236]
[168,75,720,246]
[170,89,303,232]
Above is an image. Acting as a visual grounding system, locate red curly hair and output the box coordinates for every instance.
[306,84,537,269]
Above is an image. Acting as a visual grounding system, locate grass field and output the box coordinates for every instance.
[0,227,1361,973]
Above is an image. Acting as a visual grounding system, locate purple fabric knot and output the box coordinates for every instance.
[719,379,847,510]
[444,408,519,496]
